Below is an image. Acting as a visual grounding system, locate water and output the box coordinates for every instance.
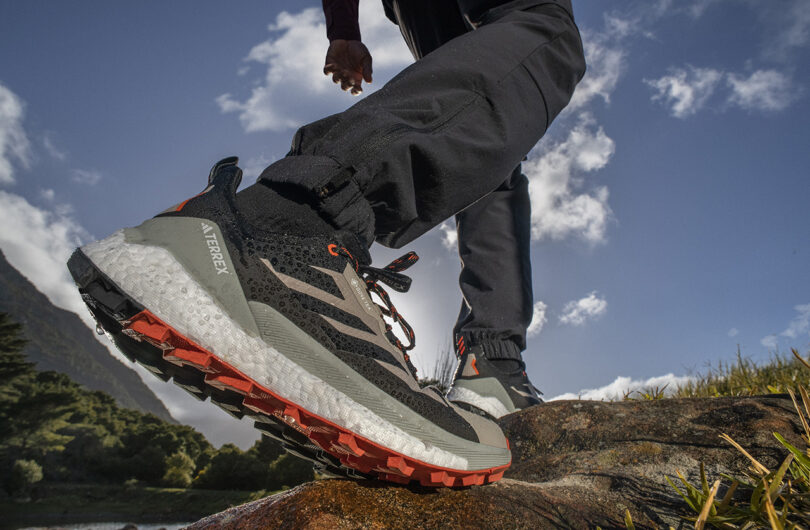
[20,522,191,530]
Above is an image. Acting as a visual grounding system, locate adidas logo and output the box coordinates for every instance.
[201,222,230,275]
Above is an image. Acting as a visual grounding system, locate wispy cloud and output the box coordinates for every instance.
[646,66,799,117]
[559,291,607,326]
[39,188,56,202]
[71,168,103,186]
[781,303,810,340]
[42,133,67,161]
[438,220,458,252]
[218,4,412,133]
[550,373,694,401]
[727,327,739,338]
[727,70,797,112]
[527,301,548,337]
[761,0,810,59]
[240,154,276,182]
[0,82,31,185]
[567,30,625,111]
[525,114,614,243]
[760,303,810,350]
[644,66,723,118]
[761,335,779,350]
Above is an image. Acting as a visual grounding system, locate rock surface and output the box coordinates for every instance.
[188,395,802,529]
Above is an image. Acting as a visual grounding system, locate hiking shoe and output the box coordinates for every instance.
[447,339,543,419]
[67,157,510,487]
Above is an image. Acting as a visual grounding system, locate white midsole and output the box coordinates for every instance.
[82,231,467,470]
[447,386,511,419]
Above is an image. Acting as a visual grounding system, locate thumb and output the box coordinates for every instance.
[362,54,373,84]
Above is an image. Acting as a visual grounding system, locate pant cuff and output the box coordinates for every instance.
[258,155,375,245]
[457,332,524,361]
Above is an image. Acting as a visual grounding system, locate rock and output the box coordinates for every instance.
[187,395,803,529]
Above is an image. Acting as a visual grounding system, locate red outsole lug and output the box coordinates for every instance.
[428,471,456,487]
[205,373,254,395]
[165,348,215,372]
[122,309,510,487]
[337,432,365,457]
[386,456,415,477]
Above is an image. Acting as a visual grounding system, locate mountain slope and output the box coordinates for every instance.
[0,249,174,423]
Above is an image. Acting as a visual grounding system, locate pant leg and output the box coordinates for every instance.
[382,0,469,60]
[452,166,533,360]
[382,0,535,360]
[258,0,585,248]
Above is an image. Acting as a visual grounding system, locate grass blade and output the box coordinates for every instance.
[720,433,770,475]
[695,479,721,530]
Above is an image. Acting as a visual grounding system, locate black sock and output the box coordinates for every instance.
[236,181,335,235]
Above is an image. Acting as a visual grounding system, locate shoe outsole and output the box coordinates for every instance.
[68,249,508,488]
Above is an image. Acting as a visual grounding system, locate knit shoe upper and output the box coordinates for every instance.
[447,342,543,419]
[69,157,510,486]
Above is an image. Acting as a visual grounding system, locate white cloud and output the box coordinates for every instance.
[645,66,723,118]
[525,115,614,243]
[71,168,103,186]
[527,301,548,337]
[567,31,625,111]
[688,0,720,18]
[780,303,810,340]
[550,373,695,401]
[240,154,276,183]
[559,291,607,326]
[218,4,412,132]
[42,133,67,161]
[761,335,779,350]
[727,327,739,338]
[0,82,31,185]
[39,188,55,202]
[0,191,91,322]
[727,70,796,112]
[438,220,457,252]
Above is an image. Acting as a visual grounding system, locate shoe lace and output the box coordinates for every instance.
[334,246,420,376]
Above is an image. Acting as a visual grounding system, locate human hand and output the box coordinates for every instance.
[323,39,373,95]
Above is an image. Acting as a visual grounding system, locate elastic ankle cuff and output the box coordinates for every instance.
[457,333,523,361]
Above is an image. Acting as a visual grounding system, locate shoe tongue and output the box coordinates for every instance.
[207,156,243,194]
[489,358,523,374]
[337,232,372,266]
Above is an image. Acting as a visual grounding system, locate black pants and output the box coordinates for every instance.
[259,0,585,360]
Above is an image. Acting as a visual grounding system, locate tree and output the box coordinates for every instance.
[163,451,196,488]
[268,454,314,490]
[193,444,267,491]
[247,435,284,465]
[0,313,33,386]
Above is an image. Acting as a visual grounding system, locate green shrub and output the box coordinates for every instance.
[7,459,43,497]
[162,451,195,488]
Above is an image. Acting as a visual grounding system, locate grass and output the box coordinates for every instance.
[664,349,810,529]
[676,348,810,399]
[623,347,810,402]
[0,481,274,529]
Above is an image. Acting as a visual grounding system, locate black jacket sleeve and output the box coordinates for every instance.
[322,0,361,41]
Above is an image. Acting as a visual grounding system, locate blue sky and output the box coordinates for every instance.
[1,0,808,447]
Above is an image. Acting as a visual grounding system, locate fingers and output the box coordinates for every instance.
[324,68,365,94]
